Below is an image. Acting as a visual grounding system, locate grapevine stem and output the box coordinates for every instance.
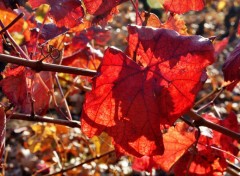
[0,53,96,76]
[186,110,240,142]
[7,112,80,128]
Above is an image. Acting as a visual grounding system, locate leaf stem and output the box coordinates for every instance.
[7,112,80,128]
[0,53,96,76]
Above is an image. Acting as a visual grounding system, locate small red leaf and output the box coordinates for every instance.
[83,0,127,24]
[62,45,102,70]
[163,0,205,14]
[83,0,127,16]
[82,25,214,157]
[132,122,196,172]
[28,0,84,28]
[214,37,229,57]
[152,122,196,172]
[222,41,240,82]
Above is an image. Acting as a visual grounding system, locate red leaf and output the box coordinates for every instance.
[82,25,214,157]
[82,47,164,157]
[66,26,111,54]
[214,37,229,57]
[132,123,196,172]
[28,0,84,28]
[132,156,153,172]
[83,0,127,16]
[0,107,6,164]
[161,14,188,35]
[62,45,102,70]
[0,68,53,115]
[0,7,25,33]
[83,0,127,24]
[163,0,205,14]
[222,42,240,82]
[137,12,188,35]
[152,122,196,172]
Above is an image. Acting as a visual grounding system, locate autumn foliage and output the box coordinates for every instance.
[0,0,239,175]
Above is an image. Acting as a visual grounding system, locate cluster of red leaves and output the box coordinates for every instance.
[173,112,239,175]
[132,112,239,174]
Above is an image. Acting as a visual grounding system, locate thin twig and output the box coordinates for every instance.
[45,150,115,176]
[194,81,236,108]
[196,88,224,113]
[7,112,80,128]
[130,0,143,24]
[0,53,96,76]
[55,74,72,120]
[0,21,30,60]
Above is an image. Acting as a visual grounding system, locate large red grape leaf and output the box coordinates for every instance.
[82,25,214,157]
[82,47,164,157]
[28,0,84,28]
[127,25,214,125]
[163,0,205,14]
[0,67,53,115]
[0,107,6,164]
[222,41,240,82]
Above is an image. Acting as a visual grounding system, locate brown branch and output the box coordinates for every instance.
[46,150,115,176]
[0,53,96,76]
[186,110,240,142]
[7,112,80,128]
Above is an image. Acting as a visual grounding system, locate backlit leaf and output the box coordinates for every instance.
[82,25,214,157]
